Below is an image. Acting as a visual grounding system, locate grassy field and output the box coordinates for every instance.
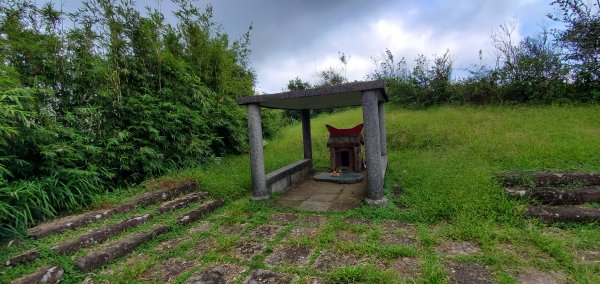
[2,105,600,283]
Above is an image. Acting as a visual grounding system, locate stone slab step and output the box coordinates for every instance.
[502,172,600,187]
[75,224,170,272]
[156,192,208,214]
[6,214,152,267]
[12,265,63,284]
[526,205,600,223]
[177,200,224,226]
[134,180,197,206]
[506,187,600,205]
[27,203,135,239]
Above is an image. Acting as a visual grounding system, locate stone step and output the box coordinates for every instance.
[74,199,223,272]
[156,192,208,214]
[506,187,600,205]
[12,265,63,284]
[134,180,197,206]
[177,200,224,226]
[502,171,600,187]
[27,203,135,239]
[75,224,170,272]
[526,205,600,223]
[6,214,153,267]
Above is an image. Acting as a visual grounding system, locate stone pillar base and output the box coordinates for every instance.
[251,195,270,201]
[365,197,388,206]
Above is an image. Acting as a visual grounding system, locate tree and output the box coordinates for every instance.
[549,0,600,92]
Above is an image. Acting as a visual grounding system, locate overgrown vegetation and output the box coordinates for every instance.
[0,0,281,237]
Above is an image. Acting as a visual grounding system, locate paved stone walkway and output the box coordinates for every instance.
[274,177,366,211]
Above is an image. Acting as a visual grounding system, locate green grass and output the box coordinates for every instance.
[2,105,600,283]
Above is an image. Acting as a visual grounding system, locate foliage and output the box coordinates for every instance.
[0,0,265,237]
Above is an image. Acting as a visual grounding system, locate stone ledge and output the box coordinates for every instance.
[265,159,311,193]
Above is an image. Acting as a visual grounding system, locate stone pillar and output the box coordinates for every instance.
[301,109,312,167]
[247,103,268,200]
[378,101,387,156]
[362,90,387,206]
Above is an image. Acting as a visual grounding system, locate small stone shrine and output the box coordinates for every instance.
[326,124,363,172]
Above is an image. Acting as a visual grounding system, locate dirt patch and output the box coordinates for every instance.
[140,257,195,283]
[155,236,191,252]
[446,262,493,284]
[248,225,284,240]
[185,263,247,284]
[575,249,600,264]
[243,269,297,284]
[313,250,370,272]
[391,257,422,278]
[189,221,212,234]
[265,245,313,266]
[233,242,266,260]
[515,268,568,284]
[283,227,318,241]
[297,215,328,227]
[436,241,481,257]
[298,277,325,284]
[381,233,417,247]
[335,231,365,243]
[269,213,299,223]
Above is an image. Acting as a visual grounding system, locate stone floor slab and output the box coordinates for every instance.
[283,227,319,241]
[307,193,339,202]
[313,250,368,272]
[336,231,366,243]
[140,257,195,283]
[155,236,191,252]
[269,213,299,223]
[381,233,417,247]
[219,223,248,235]
[265,245,313,266]
[185,263,247,284]
[575,249,600,264]
[380,221,416,233]
[436,241,481,257]
[515,269,568,284]
[275,179,366,212]
[299,201,331,212]
[343,216,373,226]
[189,221,212,234]
[243,269,297,284]
[446,262,493,284]
[233,242,266,260]
[391,257,422,278]
[248,225,284,240]
[192,237,216,257]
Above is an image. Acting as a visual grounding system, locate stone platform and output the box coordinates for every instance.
[274,178,366,212]
[313,172,363,184]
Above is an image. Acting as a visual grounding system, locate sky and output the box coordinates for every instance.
[58,0,558,94]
